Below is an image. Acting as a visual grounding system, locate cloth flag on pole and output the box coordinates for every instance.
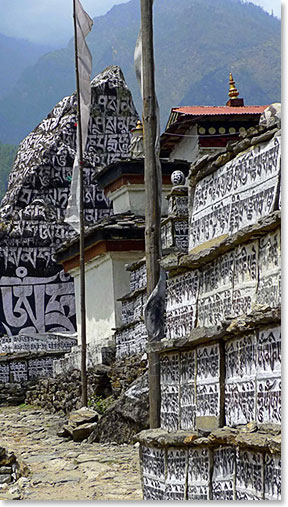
[65,0,93,233]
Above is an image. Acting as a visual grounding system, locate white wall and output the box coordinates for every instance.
[70,250,144,348]
[169,124,199,163]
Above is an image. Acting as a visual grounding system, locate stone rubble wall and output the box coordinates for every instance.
[25,353,147,416]
[0,380,36,406]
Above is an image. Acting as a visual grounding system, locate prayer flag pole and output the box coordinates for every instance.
[140,0,161,428]
[71,0,93,407]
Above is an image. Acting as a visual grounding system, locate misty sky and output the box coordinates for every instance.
[0,0,281,47]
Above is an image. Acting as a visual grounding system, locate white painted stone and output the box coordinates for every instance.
[107,183,171,216]
[225,380,256,426]
[165,448,187,500]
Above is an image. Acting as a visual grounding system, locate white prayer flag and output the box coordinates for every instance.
[65,0,93,233]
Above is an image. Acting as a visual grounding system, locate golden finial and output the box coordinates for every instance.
[135,120,143,130]
[228,72,239,99]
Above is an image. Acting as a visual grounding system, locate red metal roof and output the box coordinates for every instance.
[172,105,268,116]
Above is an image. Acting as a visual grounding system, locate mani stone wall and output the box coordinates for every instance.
[137,121,281,500]
[0,333,77,405]
[0,65,138,339]
[115,259,148,359]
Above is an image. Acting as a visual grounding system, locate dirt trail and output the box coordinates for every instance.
[0,406,142,500]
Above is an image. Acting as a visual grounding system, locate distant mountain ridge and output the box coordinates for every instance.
[0,0,280,145]
[0,33,54,99]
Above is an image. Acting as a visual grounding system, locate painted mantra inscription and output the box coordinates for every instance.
[166,227,280,335]
[140,445,281,501]
[225,326,281,426]
[159,327,280,432]
[160,345,220,432]
[115,321,147,358]
[189,136,281,250]
[0,268,76,336]
[0,356,55,383]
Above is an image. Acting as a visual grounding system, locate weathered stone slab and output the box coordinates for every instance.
[68,407,98,426]
[71,422,98,442]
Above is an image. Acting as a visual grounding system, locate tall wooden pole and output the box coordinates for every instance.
[140,0,161,429]
[73,0,87,407]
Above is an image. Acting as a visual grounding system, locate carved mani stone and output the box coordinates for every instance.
[0,65,139,337]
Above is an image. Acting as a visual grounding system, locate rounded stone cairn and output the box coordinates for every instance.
[0,447,26,490]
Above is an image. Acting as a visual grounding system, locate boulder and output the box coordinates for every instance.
[72,422,98,442]
[68,407,98,426]
[88,372,149,444]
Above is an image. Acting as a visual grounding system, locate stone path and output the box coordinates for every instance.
[0,406,142,500]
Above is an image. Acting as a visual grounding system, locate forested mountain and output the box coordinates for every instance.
[0,0,280,145]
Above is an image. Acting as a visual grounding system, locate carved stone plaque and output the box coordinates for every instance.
[141,446,165,500]
[212,446,235,500]
[160,352,180,431]
[256,377,281,424]
[225,334,257,381]
[180,350,196,430]
[196,344,220,422]
[166,271,199,338]
[264,453,281,500]
[187,448,211,500]
[198,252,234,327]
[257,326,281,377]
[236,449,264,500]
[165,448,187,500]
[225,380,255,426]
[257,228,281,308]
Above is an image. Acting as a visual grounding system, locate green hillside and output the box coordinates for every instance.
[0,0,280,144]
